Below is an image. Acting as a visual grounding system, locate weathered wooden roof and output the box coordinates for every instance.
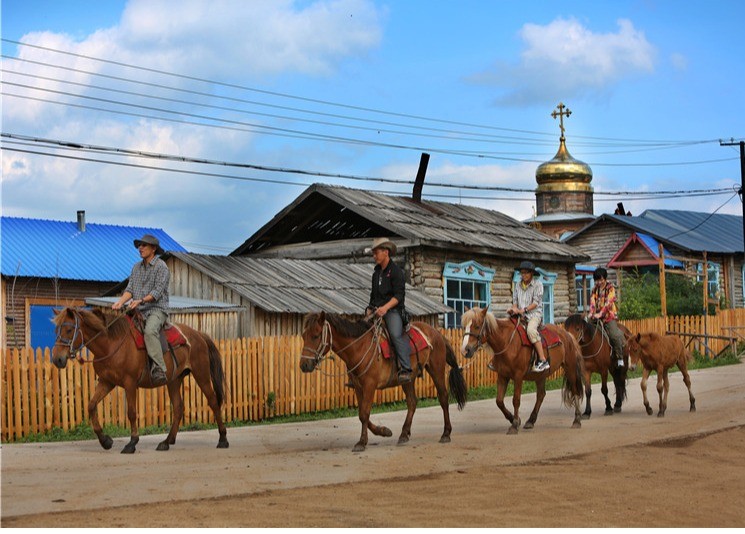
[232,184,589,263]
[171,252,450,316]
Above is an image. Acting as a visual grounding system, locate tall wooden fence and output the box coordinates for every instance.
[3,311,744,442]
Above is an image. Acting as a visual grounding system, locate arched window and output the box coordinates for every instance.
[443,261,495,328]
[511,268,557,323]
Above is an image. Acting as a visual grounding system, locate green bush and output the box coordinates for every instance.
[619,269,707,319]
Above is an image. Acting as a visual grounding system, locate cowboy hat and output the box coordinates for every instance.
[364,237,397,256]
[133,234,165,255]
[516,260,538,274]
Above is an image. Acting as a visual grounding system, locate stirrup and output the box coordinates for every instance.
[487,361,497,372]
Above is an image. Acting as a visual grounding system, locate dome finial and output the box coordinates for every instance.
[551,102,572,140]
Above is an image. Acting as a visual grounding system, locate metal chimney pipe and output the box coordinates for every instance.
[76,210,86,232]
[412,152,430,203]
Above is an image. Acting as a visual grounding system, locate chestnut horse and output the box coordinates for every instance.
[563,314,631,418]
[627,332,696,417]
[299,312,468,452]
[52,307,228,453]
[460,307,584,434]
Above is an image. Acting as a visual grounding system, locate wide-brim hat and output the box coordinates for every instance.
[134,234,165,255]
[516,260,538,274]
[364,237,397,256]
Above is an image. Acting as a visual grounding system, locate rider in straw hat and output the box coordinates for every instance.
[112,234,171,386]
[365,237,413,383]
[507,260,549,373]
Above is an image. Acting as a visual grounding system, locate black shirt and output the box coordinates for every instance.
[369,260,406,310]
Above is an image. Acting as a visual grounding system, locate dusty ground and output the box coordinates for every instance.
[2,363,744,528]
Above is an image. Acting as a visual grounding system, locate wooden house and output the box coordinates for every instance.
[231,183,589,327]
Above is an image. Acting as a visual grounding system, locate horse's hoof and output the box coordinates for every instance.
[156,441,170,451]
[572,421,582,429]
[380,427,393,438]
[523,421,534,430]
[397,436,410,445]
[439,435,451,444]
[121,444,136,454]
[603,409,614,416]
[690,406,696,412]
[352,443,366,452]
[100,435,113,450]
[645,406,653,416]
[581,413,592,420]
[614,405,622,413]
[507,426,518,435]
[657,412,665,418]
[217,441,229,449]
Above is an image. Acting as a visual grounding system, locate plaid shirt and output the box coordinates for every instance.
[513,278,543,320]
[589,282,618,322]
[124,256,170,316]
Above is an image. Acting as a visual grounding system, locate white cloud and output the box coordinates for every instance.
[470,17,657,106]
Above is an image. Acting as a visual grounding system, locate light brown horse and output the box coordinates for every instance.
[299,312,468,452]
[51,307,228,453]
[627,332,696,417]
[564,314,632,418]
[460,307,585,433]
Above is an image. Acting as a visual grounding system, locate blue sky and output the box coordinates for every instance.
[2,0,744,253]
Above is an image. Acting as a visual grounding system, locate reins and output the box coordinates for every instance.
[461,315,520,370]
[301,317,384,378]
[577,319,609,360]
[54,308,130,364]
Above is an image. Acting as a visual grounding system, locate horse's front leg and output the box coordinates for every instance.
[158,379,184,451]
[524,377,545,430]
[495,375,515,429]
[640,367,653,415]
[120,385,140,454]
[88,380,115,450]
[657,367,669,417]
[507,379,523,435]
[398,381,417,445]
[600,370,614,415]
[353,384,375,452]
[582,369,593,419]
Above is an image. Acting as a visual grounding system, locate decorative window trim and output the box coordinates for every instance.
[443,261,495,328]
[697,262,721,300]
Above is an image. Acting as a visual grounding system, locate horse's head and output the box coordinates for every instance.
[563,314,588,342]
[299,311,331,373]
[51,307,83,368]
[460,306,490,359]
[627,332,643,370]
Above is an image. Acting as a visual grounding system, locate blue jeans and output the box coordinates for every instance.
[384,309,411,373]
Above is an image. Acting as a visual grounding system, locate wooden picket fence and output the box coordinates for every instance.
[3,311,744,442]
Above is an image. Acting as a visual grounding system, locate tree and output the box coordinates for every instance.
[618,270,705,319]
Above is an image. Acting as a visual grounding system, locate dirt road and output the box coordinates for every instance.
[2,364,744,527]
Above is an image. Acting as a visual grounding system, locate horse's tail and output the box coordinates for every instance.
[561,332,585,408]
[444,338,468,410]
[202,333,227,408]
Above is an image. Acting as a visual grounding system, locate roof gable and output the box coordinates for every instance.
[233,183,587,262]
[1,216,186,281]
[607,232,684,268]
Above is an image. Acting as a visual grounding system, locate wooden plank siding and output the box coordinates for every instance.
[5,309,744,442]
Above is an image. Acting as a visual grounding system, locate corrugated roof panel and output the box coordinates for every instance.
[1,216,187,281]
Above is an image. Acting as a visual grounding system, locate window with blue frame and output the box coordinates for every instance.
[697,262,720,300]
[575,275,594,312]
[443,261,495,328]
[30,304,60,350]
[511,268,557,323]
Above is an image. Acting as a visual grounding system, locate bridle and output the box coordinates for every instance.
[54,308,128,363]
[576,318,608,359]
[462,314,519,358]
[300,317,384,378]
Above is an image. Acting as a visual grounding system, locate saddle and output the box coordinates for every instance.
[379,324,431,361]
[126,315,189,352]
[510,316,562,350]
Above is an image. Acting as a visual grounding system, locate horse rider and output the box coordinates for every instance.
[366,237,413,383]
[507,260,550,372]
[588,267,625,368]
[112,234,171,386]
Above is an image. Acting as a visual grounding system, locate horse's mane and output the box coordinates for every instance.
[303,312,372,338]
[461,307,497,333]
[564,313,590,335]
[53,307,131,340]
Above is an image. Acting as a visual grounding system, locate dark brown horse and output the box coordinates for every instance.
[460,307,585,433]
[627,332,696,417]
[299,312,468,452]
[563,314,631,418]
[51,307,228,453]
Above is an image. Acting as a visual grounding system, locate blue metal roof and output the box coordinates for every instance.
[635,233,685,267]
[1,216,187,281]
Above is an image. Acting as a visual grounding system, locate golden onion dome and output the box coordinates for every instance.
[535,136,593,192]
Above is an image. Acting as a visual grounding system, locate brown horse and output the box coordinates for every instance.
[563,314,631,418]
[460,307,585,433]
[299,312,468,452]
[51,307,228,453]
[627,332,696,417]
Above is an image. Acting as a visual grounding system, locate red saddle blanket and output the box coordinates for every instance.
[380,326,431,360]
[127,317,188,350]
[511,318,562,348]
